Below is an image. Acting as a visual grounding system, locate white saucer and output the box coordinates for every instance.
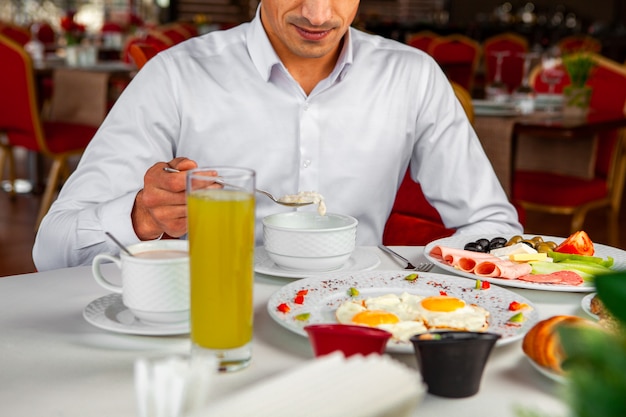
[254,246,381,279]
[83,294,189,336]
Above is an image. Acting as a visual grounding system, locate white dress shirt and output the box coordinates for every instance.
[33,13,522,270]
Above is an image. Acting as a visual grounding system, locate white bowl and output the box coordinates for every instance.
[262,212,358,271]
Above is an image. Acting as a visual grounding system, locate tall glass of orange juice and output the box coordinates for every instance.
[186,167,255,372]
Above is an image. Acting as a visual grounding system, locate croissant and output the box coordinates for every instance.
[522,315,598,373]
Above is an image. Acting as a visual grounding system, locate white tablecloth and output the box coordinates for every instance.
[0,246,586,416]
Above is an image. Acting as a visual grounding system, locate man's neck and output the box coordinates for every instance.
[282,45,341,95]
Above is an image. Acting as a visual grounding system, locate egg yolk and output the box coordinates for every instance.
[352,310,400,326]
[421,296,465,312]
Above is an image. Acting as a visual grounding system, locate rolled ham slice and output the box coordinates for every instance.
[473,259,532,279]
[429,246,495,271]
[429,245,532,279]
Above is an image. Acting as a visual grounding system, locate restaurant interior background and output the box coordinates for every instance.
[2,0,626,277]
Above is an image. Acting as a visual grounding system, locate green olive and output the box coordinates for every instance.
[535,243,552,253]
[531,236,544,244]
[520,239,536,248]
[507,235,523,246]
[544,241,558,250]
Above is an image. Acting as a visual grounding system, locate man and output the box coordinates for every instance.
[33,0,522,270]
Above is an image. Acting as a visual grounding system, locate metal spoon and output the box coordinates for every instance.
[163,166,314,207]
[105,231,134,257]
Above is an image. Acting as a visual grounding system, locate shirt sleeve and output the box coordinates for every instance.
[32,55,179,271]
[410,61,523,237]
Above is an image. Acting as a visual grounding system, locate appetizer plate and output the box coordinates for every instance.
[255,246,380,279]
[526,357,566,384]
[83,294,189,336]
[424,234,626,292]
[267,270,539,354]
[581,292,598,319]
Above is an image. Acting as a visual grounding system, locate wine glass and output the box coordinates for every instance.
[485,51,510,102]
[512,52,539,114]
[540,50,565,113]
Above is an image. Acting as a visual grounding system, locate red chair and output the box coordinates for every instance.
[519,53,626,246]
[405,30,439,52]
[0,22,31,46]
[383,83,472,246]
[158,24,189,45]
[483,32,529,93]
[558,35,602,54]
[0,34,98,229]
[427,34,482,93]
[121,31,172,64]
[129,42,158,70]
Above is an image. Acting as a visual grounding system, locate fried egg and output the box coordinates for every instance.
[416,295,490,331]
[335,293,428,342]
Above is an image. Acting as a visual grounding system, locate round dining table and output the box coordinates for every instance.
[0,246,585,416]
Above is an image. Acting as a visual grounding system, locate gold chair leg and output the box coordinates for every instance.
[0,144,17,199]
[607,208,620,248]
[570,209,587,234]
[35,157,64,231]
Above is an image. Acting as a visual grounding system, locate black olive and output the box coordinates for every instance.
[488,241,506,251]
[464,242,484,252]
[475,238,490,250]
[489,237,507,250]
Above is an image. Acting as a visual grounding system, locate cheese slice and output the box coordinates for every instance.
[510,252,548,262]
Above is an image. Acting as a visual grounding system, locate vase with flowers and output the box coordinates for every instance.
[561,52,596,117]
[60,11,86,66]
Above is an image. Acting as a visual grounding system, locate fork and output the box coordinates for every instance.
[377,245,434,271]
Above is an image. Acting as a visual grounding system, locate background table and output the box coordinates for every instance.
[474,110,626,197]
[0,246,586,416]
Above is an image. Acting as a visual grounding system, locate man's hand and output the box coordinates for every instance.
[132,157,198,240]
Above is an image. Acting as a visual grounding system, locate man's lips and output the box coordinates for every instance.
[294,25,333,41]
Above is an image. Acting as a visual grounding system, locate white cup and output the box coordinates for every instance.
[92,240,189,325]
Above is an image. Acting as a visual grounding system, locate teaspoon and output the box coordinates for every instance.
[163,166,314,207]
[105,231,134,257]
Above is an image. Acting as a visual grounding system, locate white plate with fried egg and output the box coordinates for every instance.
[424,234,626,292]
[267,270,539,353]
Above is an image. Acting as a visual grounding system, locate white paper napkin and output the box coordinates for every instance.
[192,353,425,417]
[135,353,218,417]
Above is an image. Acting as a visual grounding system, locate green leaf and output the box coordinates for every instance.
[595,272,626,325]
[559,325,626,417]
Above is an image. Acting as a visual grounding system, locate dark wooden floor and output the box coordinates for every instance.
[1,149,625,277]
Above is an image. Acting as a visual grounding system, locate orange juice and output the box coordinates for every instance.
[187,189,255,349]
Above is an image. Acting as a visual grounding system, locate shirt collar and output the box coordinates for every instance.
[246,6,353,83]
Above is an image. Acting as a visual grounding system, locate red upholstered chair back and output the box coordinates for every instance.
[0,34,47,153]
[558,35,602,54]
[129,42,158,70]
[483,32,529,92]
[0,22,31,46]
[382,82,474,246]
[33,22,56,45]
[405,30,439,52]
[427,34,481,93]
[158,24,188,45]
[174,21,199,38]
[122,31,173,63]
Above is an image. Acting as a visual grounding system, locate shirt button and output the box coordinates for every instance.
[303,160,311,168]
[303,103,309,111]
